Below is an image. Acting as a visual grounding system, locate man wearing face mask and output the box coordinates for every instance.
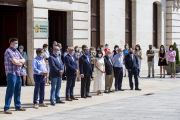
[146,45,155,78]
[125,48,141,91]
[4,38,26,114]
[112,48,124,91]
[65,47,78,101]
[31,48,48,109]
[49,46,65,106]
[79,47,92,98]
[104,50,114,93]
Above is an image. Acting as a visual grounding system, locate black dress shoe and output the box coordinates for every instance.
[51,102,55,106]
[81,96,87,98]
[118,89,124,91]
[56,101,65,104]
[115,89,118,91]
[130,88,133,90]
[135,88,141,91]
[86,95,92,98]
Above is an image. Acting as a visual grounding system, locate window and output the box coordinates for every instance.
[91,0,100,48]
[125,0,132,47]
[153,2,158,48]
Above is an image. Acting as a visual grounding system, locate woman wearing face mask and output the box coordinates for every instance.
[43,44,50,86]
[112,45,119,57]
[134,44,142,77]
[74,46,82,82]
[158,45,167,78]
[19,45,28,87]
[167,45,176,78]
[93,50,105,95]
[89,47,96,81]
[123,43,129,77]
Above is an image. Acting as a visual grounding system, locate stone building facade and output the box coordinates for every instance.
[0,0,179,85]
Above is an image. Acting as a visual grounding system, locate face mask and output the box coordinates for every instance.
[91,51,95,53]
[126,46,129,49]
[85,52,89,56]
[57,51,61,55]
[19,49,23,52]
[60,47,62,49]
[102,48,104,50]
[106,46,109,49]
[149,47,152,49]
[119,52,123,55]
[14,44,18,49]
[45,48,48,51]
[76,48,79,51]
[161,48,164,50]
[116,48,118,51]
[40,53,44,58]
[136,47,139,50]
[72,51,75,55]
[129,52,133,54]
[170,48,173,50]
[97,49,100,51]
[108,54,111,57]
[98,54,102,57]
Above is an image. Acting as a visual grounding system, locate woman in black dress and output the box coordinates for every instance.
[158,45,167,78]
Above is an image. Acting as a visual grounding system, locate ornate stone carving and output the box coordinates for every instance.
[174,0,180,9]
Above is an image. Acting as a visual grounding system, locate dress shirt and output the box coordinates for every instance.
[31,56,47,75]
[85,55,89,63]
[69,54,74,61]
[112,54,123,67]
[108,57,113,66]
[131,54,133,61]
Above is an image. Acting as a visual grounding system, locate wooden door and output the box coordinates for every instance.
[48,11,67,52]
[0,5,27,85]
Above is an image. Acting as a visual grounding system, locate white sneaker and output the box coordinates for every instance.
[39,103,48,107]
[33,104,39,109]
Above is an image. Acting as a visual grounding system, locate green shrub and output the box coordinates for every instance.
[173,42,180,64]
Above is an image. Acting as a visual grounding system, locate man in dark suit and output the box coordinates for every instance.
[49,46,65,106]
[64,47,78,101]
[104,50,114,93]
[49,41,57,56]
[79,47,92,98]
[125,48,141,91]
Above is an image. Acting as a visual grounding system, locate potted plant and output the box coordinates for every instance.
[166,42,180,75]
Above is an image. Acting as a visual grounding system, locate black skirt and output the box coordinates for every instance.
[158,58,167,66]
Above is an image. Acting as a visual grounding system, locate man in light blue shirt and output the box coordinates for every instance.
[112,48,124,91]
[31,48,48,109]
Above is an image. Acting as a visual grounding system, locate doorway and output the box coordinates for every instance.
[48,11,67,52]
[0,5,27,85]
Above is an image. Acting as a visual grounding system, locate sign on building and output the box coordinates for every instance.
[34,21,49,38]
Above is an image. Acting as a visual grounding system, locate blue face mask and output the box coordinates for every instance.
[119,52,123,55]
[72,51,75,55]
[40,53,44,58]
[14,44,18,49]
[57,51,61,55]
[76,48,79,51]
[126,46,129,49]
[45,48,48,51]
[161,48,164,50]
[97,49,100,51]
[60,47,62,49]
[102,48,104,50]
[106,46,109,49]
[19,49,23,52]
[85,52,89,56]
[170,48,173,50]
[108,54,111,57]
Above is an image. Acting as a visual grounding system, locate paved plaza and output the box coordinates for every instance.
[0,74,180,120]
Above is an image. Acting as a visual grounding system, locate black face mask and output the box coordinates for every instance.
[149,47,152,49]
[129,52,133,54]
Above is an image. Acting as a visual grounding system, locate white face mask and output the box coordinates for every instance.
[116,48,118,51]
[136,47,139,50]
[98,54,102,57]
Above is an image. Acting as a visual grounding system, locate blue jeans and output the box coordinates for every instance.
[66,75,76,98]
[33,74,45,104]
[50,76,62,102]
[4,73,22,111]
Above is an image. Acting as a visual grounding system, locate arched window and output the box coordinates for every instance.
[91,0,100,48]
[125,0,132,47]
[153,2,158,48]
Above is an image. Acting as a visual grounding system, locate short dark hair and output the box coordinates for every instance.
[169,45,174,50]
[43,44,48,48]
[129,47,133,51]
[36,48,43,55]
[114,45,119,50]
[96,50,103,57]
[149,45,152,47]
[82,44,87,50]
[105,44,108,46]
[10,38,18,43]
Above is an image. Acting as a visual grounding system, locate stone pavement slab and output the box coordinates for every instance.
[0,75,180,120]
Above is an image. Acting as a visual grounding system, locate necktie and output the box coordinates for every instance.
[57,57,60,64]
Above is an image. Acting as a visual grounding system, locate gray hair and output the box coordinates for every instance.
[19,45,24,49]
[53,46,59,50]
[106,50,111,54]
[57,43,61,47]
[68,47,73,52]
[52,41,57,45]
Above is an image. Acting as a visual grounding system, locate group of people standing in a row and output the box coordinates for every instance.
[3,38,176,114]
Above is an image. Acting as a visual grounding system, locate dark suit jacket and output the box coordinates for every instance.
[79,55,92,76]
[113,50,117,57]
[104,55,113,75]
[49,53,64,78]
[64,54,78,76]
[125,54,139,70]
